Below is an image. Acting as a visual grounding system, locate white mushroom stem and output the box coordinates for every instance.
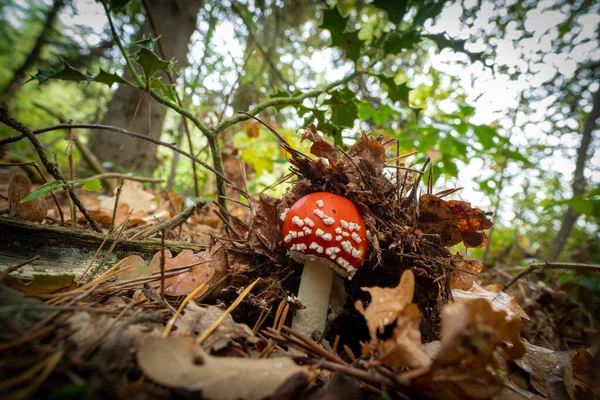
[291,258,334,339]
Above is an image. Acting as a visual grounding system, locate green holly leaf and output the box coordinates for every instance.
[423,33,484,63]
[28,60,133,88]
[375,74,411,104]
[151,77,177,102]
[413,1,445,27]
[324,88,357,128]
[94,68,131,88]
[108,0,131,11]
[319,7,364,62]
[358,100,403,126]
[372,0,409,24]
[133,47,174,82]
[383,30,422,55]
[472,125,498,149]
[131,36,158,51]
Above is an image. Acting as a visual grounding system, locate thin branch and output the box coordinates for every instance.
[3,122,242,195]
[0,107,102,232]
[136,200,206,240]
[503,262,600,291]
[215,56,383,132]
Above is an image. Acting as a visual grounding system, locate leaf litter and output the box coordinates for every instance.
[1,125,597,399]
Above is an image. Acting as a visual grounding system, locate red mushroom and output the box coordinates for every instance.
[281,192,368,338]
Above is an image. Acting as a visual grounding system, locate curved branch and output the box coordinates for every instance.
[2,123,247,198]
[215,56,383,132]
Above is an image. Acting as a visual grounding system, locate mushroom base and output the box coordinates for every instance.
[291,257,334,339]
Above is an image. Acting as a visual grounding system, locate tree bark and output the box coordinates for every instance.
[0,0,65,101]
[89,0,202,173]
[546,85,600,261]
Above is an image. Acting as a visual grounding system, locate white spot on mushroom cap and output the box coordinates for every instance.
[322,233,332,241]
[292,216,304,227]
[340,240,353,254]
[323,216,335,225]
[315,228,324,237]
[335,227,342,234]
[316,199,324,208]
[351,232,362,244]
[284,234,293,243]
[335,235,342,241]
[280,208,289,221]
[351,248,362,259]
[342,232,350,237]
[304,217,315,227]
[297,231,304,237]
[303,227,312,235]
[340,220,349,228]
[313,209,327,219]
[290,231,298,238]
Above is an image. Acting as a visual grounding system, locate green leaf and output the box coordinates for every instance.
[151,77,177,102]
[319,7,364,62]
[108,0,131,11]
[20,181,66,203]
[93,68,131,87]
[324,88,358,128]
[472,124,498,149]
[28,61,132,88]
[133,47,174,82]
[375,74,411,104]
[383,30,421,55]
[423,33,484,63]
[81,179,102,192]
[413,1,446,27]
[131,36,158,50]
[372,0,409,24]
[269,89,294,111]
[358,100,403,126]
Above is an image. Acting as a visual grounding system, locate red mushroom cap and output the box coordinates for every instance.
[281,192,368,278]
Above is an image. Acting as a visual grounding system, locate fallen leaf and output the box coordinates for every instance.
[148,249,216,298]
[407,298,526,400]
[355,269,415,340]
[301,123,339,164]
[137,337,309,400]
[174,302,258,352]
[100,180,157,213]
[418,194,492,248]
[376,303,432,369]
[349,131,388,176]
[452,282,529,321]
[572,348,599,399]
[245,121,260,138]
[4,273,76,294]
[247,194,282,259]
[450,253,482,290]
[115,255,149,282]
[8,175,48,222]
[515,341,575,400]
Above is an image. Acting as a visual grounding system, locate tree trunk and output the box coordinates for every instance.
[546,85,600,261]
[89,0,202,173]
[0,0,64,101]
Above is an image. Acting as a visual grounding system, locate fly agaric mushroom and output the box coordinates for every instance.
[281,192,368,338]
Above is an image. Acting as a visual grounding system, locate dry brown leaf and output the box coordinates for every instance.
[100,180,157,213]
[376,303,432,369]
[405,298,526,400]
[137,337,309,400]
[247,193,282,259]
[174,302,258,352]
[572,348,599,399]
[355,269,415,340]
[115,255,149,282]
[515,341,575,400]
[419,194,492,248]
[148,249,216,298]
[350,132,388,176]
[245,120,260,138]
[452,282,529,321]
[8,175,48,222]
[301,123,339,164]
[450,253,483,290]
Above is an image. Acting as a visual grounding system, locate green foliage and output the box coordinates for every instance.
[319,6,364,62]
[21,178,102,203]
[28,59,132,88]
[372,0,409,24]
[132,46,174,83]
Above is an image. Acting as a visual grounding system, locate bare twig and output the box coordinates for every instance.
[135,200,206,240]
[0,255,41,281]
[0,107,102,232]
[503,262,600,291]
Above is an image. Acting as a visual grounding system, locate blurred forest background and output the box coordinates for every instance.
[1,0,598,293]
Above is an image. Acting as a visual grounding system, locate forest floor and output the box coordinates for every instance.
[0,126,598,400]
